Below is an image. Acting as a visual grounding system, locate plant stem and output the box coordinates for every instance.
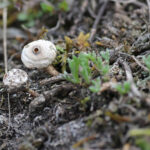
[3,2,8,73]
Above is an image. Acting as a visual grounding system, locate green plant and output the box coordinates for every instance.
[143,55,150,72]
[17,1,69,27]
[80,97,90,109]
[129,128,150,150]
[79,53,92,84]
[40,0,69,13]
[40,2,54,14]
[138,55,150,83]
[129,128,150,136]
[89,77,101,93]
[58,0,69,11]
[115,81,131,95]
[56,45,65,53]
[17,10,43,27]
[136,138,150,150]
[64,55,80,84]
[100,49,110,63]
[86,51,110,76]
[64,51,110,93]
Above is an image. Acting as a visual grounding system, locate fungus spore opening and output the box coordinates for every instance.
[33,47,40,54]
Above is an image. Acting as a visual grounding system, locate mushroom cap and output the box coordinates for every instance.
[3,69,28,89]
[21,40,57,69]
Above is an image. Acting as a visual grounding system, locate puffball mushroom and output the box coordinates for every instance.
[3,69,39,96]
[3,69,28,92]
[21,39,59,76]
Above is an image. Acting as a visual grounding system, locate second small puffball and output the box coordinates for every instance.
[21,40,57,69]
[3,69,28,90]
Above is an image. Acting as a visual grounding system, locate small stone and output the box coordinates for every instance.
[29,94,46,114]
[0,115,8,125]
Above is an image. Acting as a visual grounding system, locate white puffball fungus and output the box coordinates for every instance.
[21,39,57,69]
[3,69,28,90]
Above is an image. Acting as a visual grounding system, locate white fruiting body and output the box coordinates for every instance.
[3,69,28,90]
[21,40,57,69]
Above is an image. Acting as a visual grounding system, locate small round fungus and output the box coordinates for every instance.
[3,69,28,90]
[21,40,57,69]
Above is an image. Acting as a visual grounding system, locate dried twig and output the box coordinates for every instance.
[87,5,96,19]
[110,0,147,8]
[119,52,149,72]
[6,93,12,131]
[70,0,88,35]
[89,0,108,42]
[40,74,65,85]
[3,1,8,73]
[47,14,61,37]
[2,0,12,131]
[43,84,77,100]
[131,55,149,72]
[147,0,150,22]
[4,85,40,97]
[25,88,40,97]
[119,59,141,98]
[74,0,88,24]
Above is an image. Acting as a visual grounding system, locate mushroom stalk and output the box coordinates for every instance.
[46,65,59,76]
[25,88,39,97]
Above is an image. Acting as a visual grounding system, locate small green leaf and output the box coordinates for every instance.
[115,81,131,95]
[25,20,35,27]
[18,12,28,21]
[64,71,77,83]
[100,50,110,63]
[101,65,109,75]
[79,53,91,84]
[68,56,80,83]
[129,128,150,150]
[80,67,91,84]
[80,97,90,105]
[96,57,103,70]
[89,77,101,93]
[136,138,150,150]
[143,55,150,71]
[129,128,150,136]
[124,81,131,92]
[40,2,54,13]
[58,0,69,11]
[87,52,98,66]
[56,45,65,53]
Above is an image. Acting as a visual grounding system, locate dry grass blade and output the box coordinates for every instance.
[120,59,142,98]
[147,0,150,22]
[3,0,11,130]
[89,0,108,42]
[3,1,8,73]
